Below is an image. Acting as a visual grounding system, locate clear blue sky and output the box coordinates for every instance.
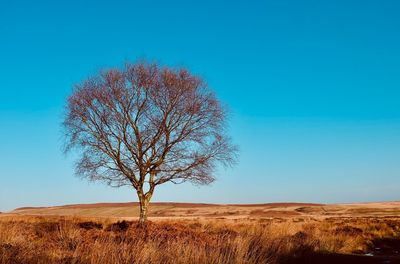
[1,0,400,211]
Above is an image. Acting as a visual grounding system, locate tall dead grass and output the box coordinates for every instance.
[0,215,399,264]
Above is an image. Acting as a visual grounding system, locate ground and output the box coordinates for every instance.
[9,201,400,219]
[1,201,400,263]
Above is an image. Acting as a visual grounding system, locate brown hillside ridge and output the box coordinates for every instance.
[9,201,400,219]
[15,207,47,210]
[227,202,323,207]
[14,202,323,211]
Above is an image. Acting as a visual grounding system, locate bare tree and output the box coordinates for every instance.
[63,62,237,224]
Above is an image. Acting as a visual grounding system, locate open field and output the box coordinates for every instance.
[7,201,400,219]
[2,202,400,263]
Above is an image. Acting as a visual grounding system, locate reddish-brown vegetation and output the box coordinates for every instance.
[1,215,400,264]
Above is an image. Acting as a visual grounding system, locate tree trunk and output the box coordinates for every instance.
[137,173,155,226]
[138,192,151,226]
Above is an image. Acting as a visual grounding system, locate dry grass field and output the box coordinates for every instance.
[2,202,400,263]
[10,201,400,219]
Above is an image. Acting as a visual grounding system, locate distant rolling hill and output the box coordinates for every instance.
[5,201,400,219]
